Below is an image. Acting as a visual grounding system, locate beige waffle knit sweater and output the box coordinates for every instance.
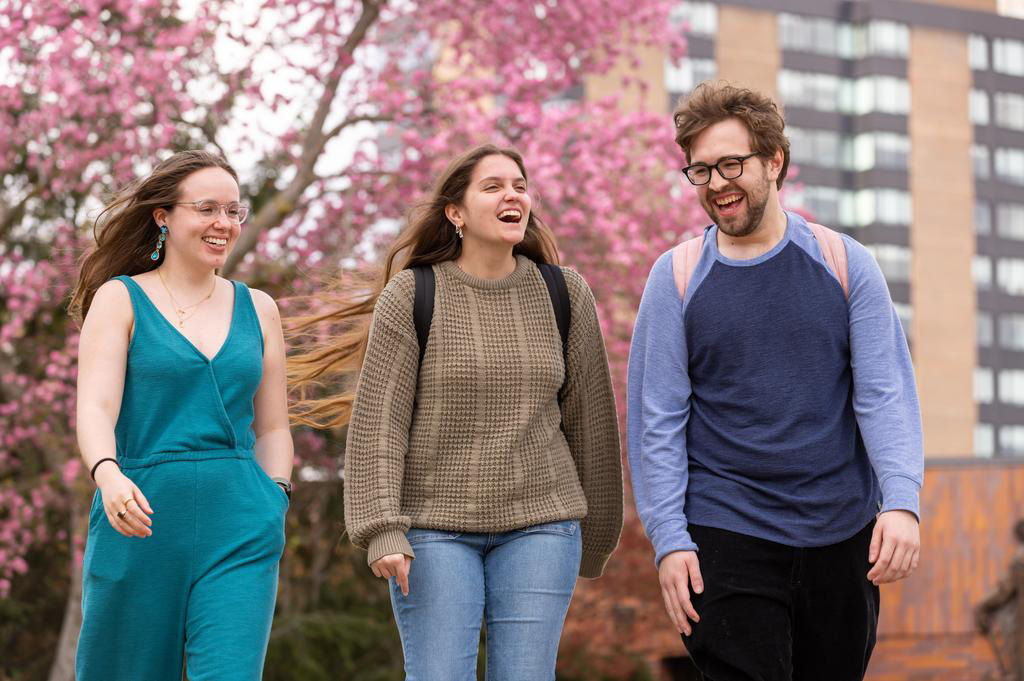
[344,255,623,578]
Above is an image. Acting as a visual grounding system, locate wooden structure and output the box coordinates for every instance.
[562,459,1024,680]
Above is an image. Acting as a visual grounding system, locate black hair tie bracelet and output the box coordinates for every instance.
[90,458,119,482]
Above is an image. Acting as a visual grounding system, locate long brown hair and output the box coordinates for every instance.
[288,144,560,428]
[68,150,239,323]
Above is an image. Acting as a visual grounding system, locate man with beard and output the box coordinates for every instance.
[626,82,923,681]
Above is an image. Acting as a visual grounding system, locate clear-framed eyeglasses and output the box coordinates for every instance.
[175,200,249,224]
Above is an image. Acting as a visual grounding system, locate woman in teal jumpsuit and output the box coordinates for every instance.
[70,150,294,680]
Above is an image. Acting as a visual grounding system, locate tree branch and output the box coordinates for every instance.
[321,113,391,146]
[0,186,42,242]
[223,0,386,277]
[171,112,228,159]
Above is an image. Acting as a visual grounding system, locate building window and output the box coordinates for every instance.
[995,92,1024,132]
[837,189,911,227]
[873,132,910,169]
[976,201,992,235]
[995,147,1024,185]
[865,20,909,57]
[866,244,911,283]
[999,314,1024,350]
[969,34,989,70]
[787,127,842,168]
[994,38,1024,77]
[844,76,911,115]
[779,70,842,112]
[997,203,1024,240]
[670,1,717,37]
[976,367,995,404]
[976,423,995,457]
[999,370,1024,405]
[842,132,910,171]
[875,189,912,225]
[784,185,841,225]
[997,258,1024,295]
[979,312,994,347]
[972,145,991,179]
[779,13,808,52]
[779,13,846,56]
[665,58,716,97]
[970,89,990,126]
[780,72,910,115]
[1000,426,1024,456]
[974,255,993,291]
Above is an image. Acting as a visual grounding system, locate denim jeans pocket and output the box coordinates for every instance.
[406,528,463,545]
[514,519,580,537]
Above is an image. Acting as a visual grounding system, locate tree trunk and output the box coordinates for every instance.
[48,495,85,681]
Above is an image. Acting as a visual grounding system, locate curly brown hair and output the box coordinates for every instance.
[673,82,790,190]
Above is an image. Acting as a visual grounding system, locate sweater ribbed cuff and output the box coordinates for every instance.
[879,474,922,522]
[579,552,610,579]
[367,529,415,566]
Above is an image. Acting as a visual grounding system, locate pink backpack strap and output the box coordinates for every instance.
[807,222,849,299]
[671,234,705,300]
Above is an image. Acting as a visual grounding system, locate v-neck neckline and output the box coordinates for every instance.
[127,276,238,363]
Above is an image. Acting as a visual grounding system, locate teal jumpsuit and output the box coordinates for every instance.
[76,276,288,681]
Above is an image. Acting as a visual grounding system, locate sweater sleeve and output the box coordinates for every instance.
[343,270,420,565]
[560,268,623,579]
[844,237,924,519]
[626,252,698,567]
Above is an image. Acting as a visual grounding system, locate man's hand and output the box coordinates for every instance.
[658,550,703,635]
[867,510,920,585]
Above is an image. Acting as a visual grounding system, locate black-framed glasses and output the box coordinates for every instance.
[175,200,249,224]
[681,152,760,186]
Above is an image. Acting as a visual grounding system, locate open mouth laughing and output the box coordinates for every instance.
[497,209,522,223]
[712,192,744,217]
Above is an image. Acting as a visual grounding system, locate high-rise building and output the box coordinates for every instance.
[605,0,1024,458]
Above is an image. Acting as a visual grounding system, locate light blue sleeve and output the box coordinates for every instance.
[626,252,698,565]
[844,236,924,519]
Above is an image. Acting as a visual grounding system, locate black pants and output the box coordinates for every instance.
[682,522,879,681]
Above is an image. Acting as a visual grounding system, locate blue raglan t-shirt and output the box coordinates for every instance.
[626,211,923,566]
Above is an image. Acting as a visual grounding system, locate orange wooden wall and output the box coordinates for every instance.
[563,460,1024,677]
[878,460,1024,636]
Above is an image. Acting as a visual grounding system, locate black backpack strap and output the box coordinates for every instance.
[412,265,435,367]
[538,263,571,401]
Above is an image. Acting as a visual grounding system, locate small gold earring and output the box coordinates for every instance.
[455,223,464,239]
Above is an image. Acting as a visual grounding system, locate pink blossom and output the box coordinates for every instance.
[0,0,714,606]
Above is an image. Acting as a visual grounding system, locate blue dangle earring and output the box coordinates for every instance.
[150,225,168,261]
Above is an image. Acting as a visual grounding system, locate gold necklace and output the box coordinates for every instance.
[157,268,217,328]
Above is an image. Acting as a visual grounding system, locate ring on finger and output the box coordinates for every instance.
[123,498,137,510]
[116,510,127,520]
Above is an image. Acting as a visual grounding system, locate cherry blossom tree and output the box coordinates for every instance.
[0,1,705,678]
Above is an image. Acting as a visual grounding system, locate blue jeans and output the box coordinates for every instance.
[389,519,583,681]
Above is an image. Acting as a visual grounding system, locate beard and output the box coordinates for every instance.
[703,172,771,238]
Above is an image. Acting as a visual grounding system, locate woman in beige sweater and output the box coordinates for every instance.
[292,144,622,680]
